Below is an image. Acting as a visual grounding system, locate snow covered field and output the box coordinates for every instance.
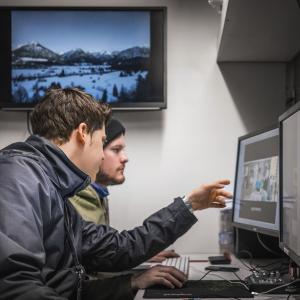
[12,64,147,103]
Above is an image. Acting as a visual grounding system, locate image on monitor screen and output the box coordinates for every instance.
[11,10,151,104]
[280,103,300,264]
[0,7,166,110]
[233,127,279,236]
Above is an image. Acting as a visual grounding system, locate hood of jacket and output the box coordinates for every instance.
[3,134,91,199]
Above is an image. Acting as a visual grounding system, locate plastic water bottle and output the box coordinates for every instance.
[219,207,234,254]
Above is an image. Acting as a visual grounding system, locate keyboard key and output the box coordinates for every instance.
[162,255,189,276]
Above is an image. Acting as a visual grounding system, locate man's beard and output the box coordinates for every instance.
[96,169,125,186]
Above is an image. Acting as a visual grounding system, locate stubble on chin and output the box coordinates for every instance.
[96,170,125,186]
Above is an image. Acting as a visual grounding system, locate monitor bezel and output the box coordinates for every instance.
[0,6,167,111]
[232,124,280,237]
[279,101,300,266]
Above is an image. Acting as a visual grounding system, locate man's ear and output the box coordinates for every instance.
[76,123,89,145]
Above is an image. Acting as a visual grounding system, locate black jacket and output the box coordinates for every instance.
[0,135,197,300]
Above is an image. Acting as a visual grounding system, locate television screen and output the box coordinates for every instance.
[0,7,166,110]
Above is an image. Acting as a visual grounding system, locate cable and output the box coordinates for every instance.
[236,251,259,273]
[238,255,287,279]
[206,272,250,291]
[196,269,250,291]
[256,259,289,274]
[233,270,243,282]
[256,259,287,269]
[235,228,257,270]
[238,249,253,259]
[26,111,33,135]
[237,256,254,271]
[256,232,281,256]
[198,270,211,281]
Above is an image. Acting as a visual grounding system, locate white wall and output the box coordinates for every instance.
[0,0,286,253]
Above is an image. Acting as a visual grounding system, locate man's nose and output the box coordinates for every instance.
[122,152,129,163]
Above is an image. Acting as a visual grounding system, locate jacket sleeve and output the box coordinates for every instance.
[81,197,197,272]
[0,156,68,300]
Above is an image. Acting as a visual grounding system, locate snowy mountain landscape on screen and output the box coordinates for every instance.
[12,42,150,104]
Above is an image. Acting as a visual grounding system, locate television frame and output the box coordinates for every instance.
[0,6,167,111]
[279,101,300,266]
[232,125,280,237]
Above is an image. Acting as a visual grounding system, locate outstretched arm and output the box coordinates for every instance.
[81,179,232,272]
[81,197,197,272]
[187,179,232,210]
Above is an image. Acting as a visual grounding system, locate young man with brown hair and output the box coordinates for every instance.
[0,88,232,300]
[70,118,180,262]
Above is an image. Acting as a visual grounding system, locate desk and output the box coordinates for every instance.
[134,254,299,300]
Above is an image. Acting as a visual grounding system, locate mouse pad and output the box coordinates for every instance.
[143,280,253,298]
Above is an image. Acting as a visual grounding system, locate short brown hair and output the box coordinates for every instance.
[31,88,111,144]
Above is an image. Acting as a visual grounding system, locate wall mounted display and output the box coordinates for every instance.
[0,7,166,110]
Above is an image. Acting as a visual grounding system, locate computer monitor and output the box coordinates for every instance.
[279,101,300,266]
[232,126,279,237]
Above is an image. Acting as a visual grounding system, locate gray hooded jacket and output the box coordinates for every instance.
[0,135,197,299]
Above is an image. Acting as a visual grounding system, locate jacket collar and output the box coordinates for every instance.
[91,182,109,198]
[25,135,91,198]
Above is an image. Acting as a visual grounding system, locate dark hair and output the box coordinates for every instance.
[31,88,111,144]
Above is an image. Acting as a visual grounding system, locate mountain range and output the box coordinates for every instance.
[12,42,150,64]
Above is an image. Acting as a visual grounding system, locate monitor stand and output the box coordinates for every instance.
[234,228,285,259]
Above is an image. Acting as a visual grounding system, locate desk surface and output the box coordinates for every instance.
[134,253,297,300]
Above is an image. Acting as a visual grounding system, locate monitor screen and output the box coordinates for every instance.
[0,7,166,110]
[233,127,279,236]
[279,102,300,266]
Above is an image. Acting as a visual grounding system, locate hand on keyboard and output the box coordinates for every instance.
[161,255,190,277]
[148,249,180,263]
[131,265,187,290]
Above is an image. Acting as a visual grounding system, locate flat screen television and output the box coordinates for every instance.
[0,7,166,110]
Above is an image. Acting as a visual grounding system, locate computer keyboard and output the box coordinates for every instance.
[162,255,189,276]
